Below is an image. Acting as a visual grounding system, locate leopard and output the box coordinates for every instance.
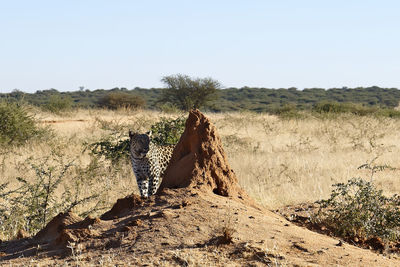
[129,130,174,198]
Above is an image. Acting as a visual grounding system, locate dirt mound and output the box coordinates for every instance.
[34,212,104,249]
[100,194,143,220]
[35,212,82,244]
[160,109,251,203]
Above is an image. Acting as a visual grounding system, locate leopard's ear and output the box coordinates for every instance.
[146,130,153,137]
[129,130,134,138]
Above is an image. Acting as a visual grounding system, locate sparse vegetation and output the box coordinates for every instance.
[1,108,400,265]
[0,152,108,239]
[2,108,400,252]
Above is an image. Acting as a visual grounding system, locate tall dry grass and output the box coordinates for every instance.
[212,112,400,208]
[2,108,400,235]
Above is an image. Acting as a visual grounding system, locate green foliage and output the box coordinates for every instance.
[98,92,145,110]
[149,117,186,145]
[86,116,185,164]
[85,138,130,164]
[316,178,400,241]
[42,95,73,113]
[159,74,220,111]
[0,101,48,146]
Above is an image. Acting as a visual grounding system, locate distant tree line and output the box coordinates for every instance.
[2,77,400,113]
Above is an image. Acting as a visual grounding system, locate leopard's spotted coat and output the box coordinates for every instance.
[129,131,174,197]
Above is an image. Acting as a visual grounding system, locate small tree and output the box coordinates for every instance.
[159,74,220,111]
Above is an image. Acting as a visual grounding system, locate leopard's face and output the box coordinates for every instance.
[129,131,150,159]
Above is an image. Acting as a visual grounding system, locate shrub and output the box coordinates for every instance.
[85,138,130,164]
[0,101,48,146]
[149,117,186,145]
[85,117,186,163]
[42,95,73,113]
[315,178,400,241]
[98,92,145,110]
[0,155,103,238]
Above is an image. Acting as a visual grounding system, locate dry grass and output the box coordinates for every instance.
[2,108,400,239]
[212,112,400,208]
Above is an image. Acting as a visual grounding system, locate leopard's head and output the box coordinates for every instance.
[129,131,150,159]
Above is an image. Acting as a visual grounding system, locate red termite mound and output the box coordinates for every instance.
[159,109,251,203]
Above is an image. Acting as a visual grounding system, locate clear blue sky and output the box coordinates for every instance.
[1,0,399,93]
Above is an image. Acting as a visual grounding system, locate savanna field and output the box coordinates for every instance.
[2,107,400,241]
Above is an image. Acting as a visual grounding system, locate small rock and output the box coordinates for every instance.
[160,210,174,219]
[128,219,143,227]
[16,229,29,239]
[119,226,132,232]
[181,200,190,207]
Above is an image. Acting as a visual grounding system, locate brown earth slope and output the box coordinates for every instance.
[1,110,399,266]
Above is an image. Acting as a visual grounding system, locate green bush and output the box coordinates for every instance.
[85,138,130,164]
[41,95,73,113]
[86,117,186,163]
[149,117,186,145]
[98,92,145,110]
[315,178,400,241]
[0,101,48,146]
